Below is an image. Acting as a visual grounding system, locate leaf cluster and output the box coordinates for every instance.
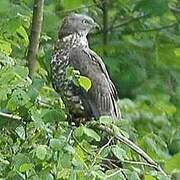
[0,0,179,179]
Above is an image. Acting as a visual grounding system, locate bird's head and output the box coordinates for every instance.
[59,13,99,38]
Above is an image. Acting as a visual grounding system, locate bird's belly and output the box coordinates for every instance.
[51,55,90,124]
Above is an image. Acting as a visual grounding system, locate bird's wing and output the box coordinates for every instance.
[69,47,120,120]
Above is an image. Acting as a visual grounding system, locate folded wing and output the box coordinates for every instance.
[69,47,120,120]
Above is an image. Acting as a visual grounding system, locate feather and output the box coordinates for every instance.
[51,13,121,122]
[69,47,121,120]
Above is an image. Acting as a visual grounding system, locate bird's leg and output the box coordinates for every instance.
[67,114,74,125]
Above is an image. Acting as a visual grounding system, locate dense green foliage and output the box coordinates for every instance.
[0,0,180,179]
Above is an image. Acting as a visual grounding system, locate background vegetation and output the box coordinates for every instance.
[0,0,179,179]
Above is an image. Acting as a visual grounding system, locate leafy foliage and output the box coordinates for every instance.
[0,0,180,179]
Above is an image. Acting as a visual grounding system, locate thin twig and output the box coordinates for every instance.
[111,14,149,31]
[1,110,167,176]
[91,137,113,167]
[36,98,53,107]
[94,124,167,176]
[92,14,150,35]
[67,129,74,143]
[105,169,123,179]
[72,132,93,155]
[98,137,113,156]
[123,23,178,35]
[123,160,158,169]
[72,127,164,174]
[0,112,22,120]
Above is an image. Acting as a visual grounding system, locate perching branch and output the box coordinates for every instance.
[93,124,167,176]
[91,137,114,167]
[123,160,159,169]
[27,0,44,78]
[1,111,167,176]
[73,131,159,170]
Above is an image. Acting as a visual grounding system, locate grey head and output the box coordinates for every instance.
[59,13,99,38]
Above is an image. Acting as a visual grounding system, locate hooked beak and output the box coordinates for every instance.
[93,22,100,30]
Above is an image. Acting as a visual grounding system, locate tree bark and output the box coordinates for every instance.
[27,0,44,78]
[102,0,108,55]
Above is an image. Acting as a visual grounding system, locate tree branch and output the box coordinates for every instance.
[1,110,167,176]
[169,4,180,13]
[0,112,22,120]
[93,124,167,176]
[102,0,108,47]
[27,0,44,78]
[92,14,150,36]
[110,14,149,31]
[123,160,158,169]
[91,137,113,167]
[123,23,178,35]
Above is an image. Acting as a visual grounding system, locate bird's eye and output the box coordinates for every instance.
[82,19,89,24]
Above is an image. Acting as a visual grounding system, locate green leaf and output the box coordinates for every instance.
[14,65,29,78]
[40,172,54,180]
[19,163,33,172]
[64,144,75,154]
[165,153,180,173]
[0,0,10,14]
[27,78,44,101]
[7,88,30,111]
[74,126,84,138]
[112,145,127,161]
[50,138,62,150]
[16,26,29,46]
[99,116,113,125]
[134,0,168,16]
[144,175,156,180]
[0,86,11,101]
[0,157,9,165]
[92,170,106,179]
[42,109,66,122]
[130,171,141,180]
[0,39,12,55]
[15,126,26,140]
[82,127,100,141]
[63,0,85,10]
[59,153,72,169]
[14,153,30,171]
[112,124,120,135]
[36,145,47,160]
[175,48,180,57]
[78,75,92,91]
[0,52,14,66]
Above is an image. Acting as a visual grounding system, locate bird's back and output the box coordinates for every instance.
[68,47,120,120]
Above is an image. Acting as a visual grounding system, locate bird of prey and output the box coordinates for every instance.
[51,13,120,124]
